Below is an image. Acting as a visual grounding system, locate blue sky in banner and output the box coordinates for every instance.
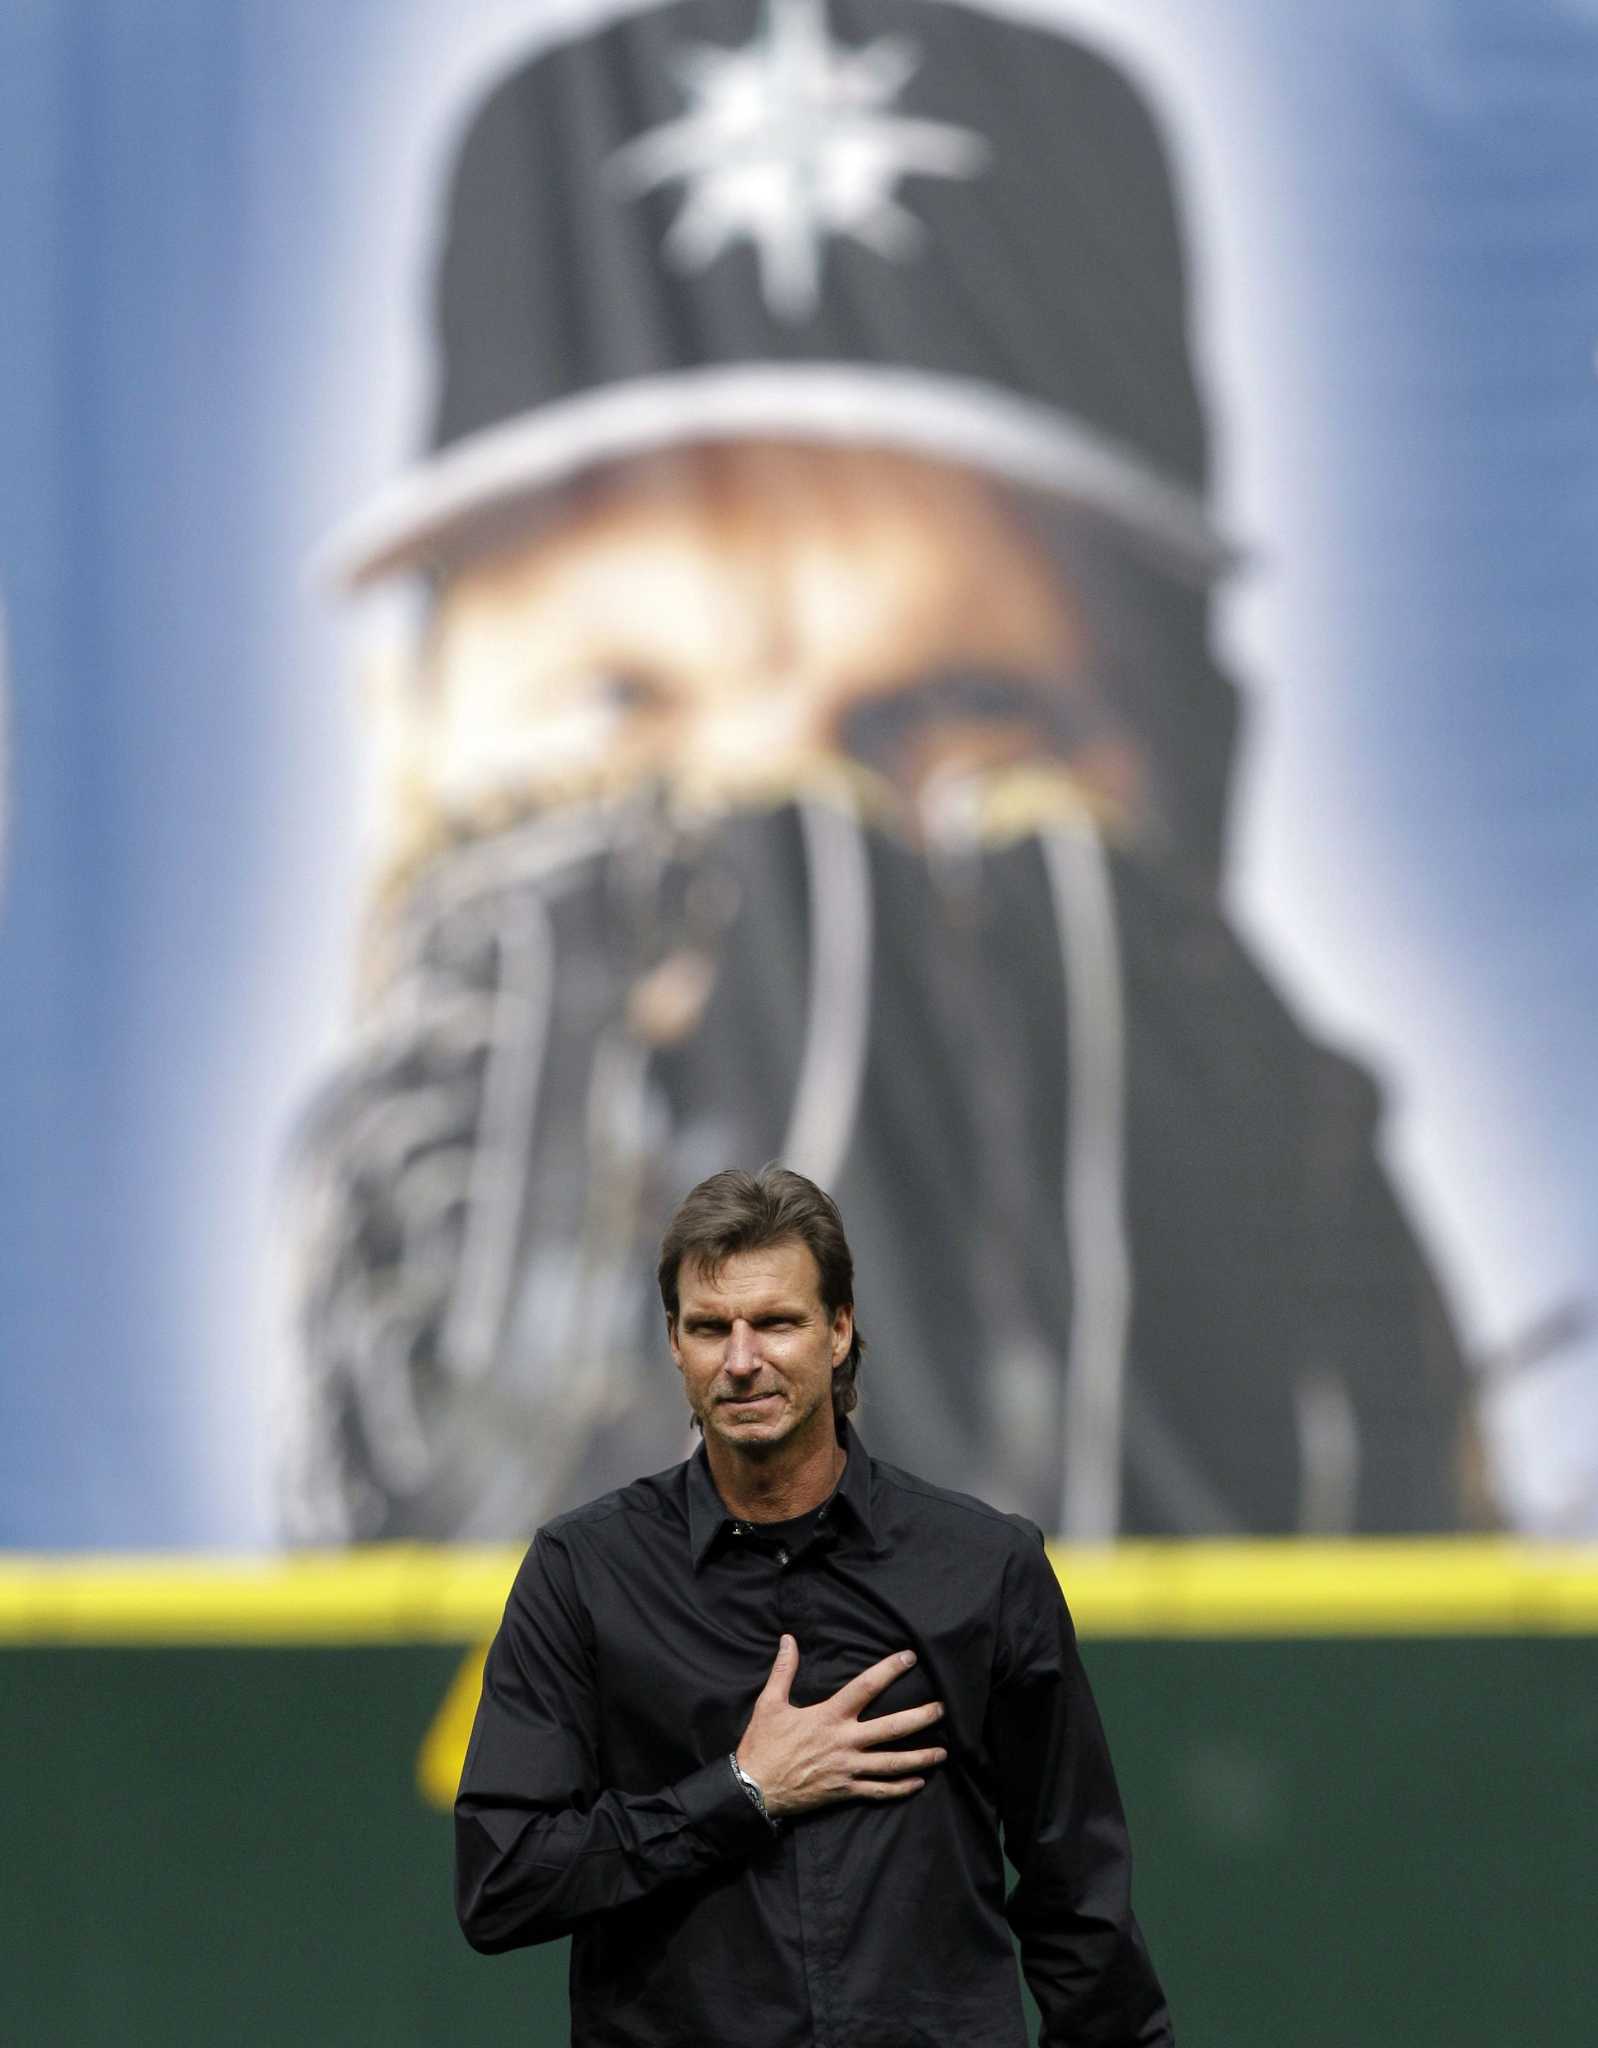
[1,0,1594,1545]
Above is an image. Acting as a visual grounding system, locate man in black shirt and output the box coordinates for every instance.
[456,1165,1173,2046]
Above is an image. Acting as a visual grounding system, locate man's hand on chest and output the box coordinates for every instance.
[733,1635,947,1820]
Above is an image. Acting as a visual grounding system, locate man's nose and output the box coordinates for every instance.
[724,1321,761,1375]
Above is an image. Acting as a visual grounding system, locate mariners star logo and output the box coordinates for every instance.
[607,0,990,321]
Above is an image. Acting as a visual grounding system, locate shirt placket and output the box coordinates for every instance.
[781,1524,842,2048]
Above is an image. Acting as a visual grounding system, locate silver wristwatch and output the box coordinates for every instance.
[728,1753,781,1832]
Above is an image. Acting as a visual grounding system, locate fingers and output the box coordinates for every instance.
[854,1744,947,1778]
[759,1633,800,1706]
[854,1774,928,1800]
[833,1648,920,1715]
[854,1701,945,1747]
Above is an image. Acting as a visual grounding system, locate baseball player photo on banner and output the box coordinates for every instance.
[2,4,1596,2045]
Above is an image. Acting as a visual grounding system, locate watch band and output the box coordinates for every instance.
[728,1752,781,1832]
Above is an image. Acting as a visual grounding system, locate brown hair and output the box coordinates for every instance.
[658,1163,866,1422]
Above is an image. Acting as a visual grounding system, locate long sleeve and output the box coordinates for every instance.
[990,1531,1174,2047]
[454,1530,773,1953]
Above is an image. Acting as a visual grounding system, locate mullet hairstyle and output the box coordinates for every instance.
[658,1164,866,1425]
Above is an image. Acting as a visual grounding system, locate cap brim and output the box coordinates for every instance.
[318,363,1235,591]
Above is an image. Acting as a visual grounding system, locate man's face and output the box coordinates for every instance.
[669,1238,853,1459]
[414,441,1146,839]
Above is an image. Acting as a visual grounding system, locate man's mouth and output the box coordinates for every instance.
[718,1391,781,1407]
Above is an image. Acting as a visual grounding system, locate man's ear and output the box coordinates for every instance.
[831,1305,853,1365]
[667,1314,682,1369]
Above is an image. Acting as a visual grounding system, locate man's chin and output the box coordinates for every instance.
[707,1400,791,1449]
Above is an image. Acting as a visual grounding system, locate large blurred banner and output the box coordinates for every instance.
[3,0,1595,1549]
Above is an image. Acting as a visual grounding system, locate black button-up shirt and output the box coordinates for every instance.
[456,1427,1174,2047]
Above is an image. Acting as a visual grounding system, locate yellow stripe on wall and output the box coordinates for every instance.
[0,1540,1596,1643]
[1041,1540,1598,1636]
[0,1547,521,1645]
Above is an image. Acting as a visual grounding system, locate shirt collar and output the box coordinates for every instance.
[686,1421,878,1572]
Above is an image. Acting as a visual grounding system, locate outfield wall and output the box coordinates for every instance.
[4,1546,1594,2047]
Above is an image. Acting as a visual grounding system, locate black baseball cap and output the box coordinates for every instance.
[327,0,1229,587]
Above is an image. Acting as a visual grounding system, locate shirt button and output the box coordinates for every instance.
[776,1547,790,1567]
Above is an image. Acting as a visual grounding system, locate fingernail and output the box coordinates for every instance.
[901,1650,916,1667]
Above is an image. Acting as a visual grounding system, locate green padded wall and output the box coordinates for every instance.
[5,1636,1593,2045]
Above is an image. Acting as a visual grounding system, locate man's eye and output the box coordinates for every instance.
[838,667,1096,768]
[600,669,666,714]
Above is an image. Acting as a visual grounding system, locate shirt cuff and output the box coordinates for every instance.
[673,1754,781,1858]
